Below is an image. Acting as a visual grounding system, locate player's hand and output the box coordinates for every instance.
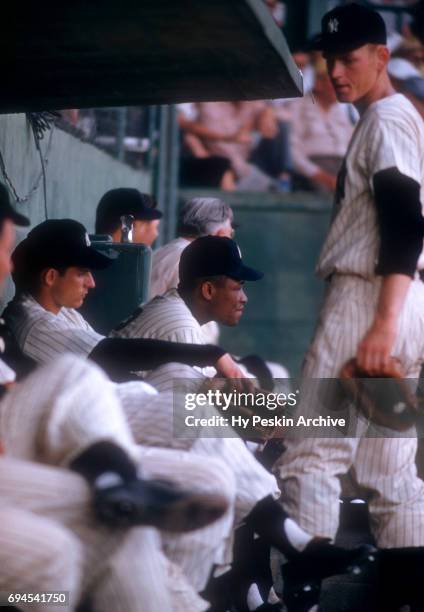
[312,170,337,192]
[356,319,397,375]
[215,353,256,393]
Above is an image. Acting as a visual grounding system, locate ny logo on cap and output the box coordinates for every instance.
[328,18,339,34]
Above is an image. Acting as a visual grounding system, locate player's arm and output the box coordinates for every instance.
[88,336,242,380]
[357,167,424,373]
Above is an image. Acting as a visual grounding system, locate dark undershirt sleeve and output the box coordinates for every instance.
[0,323,37,381]
[88,336,226,381]
[373,167,424,277]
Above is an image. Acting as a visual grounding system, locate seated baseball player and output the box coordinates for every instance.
[95,188,163,247]
[2,216,377,611]
[0,187,237,612]
[4,218,246,383]
[146,195,235,345]
[113,235,286,388]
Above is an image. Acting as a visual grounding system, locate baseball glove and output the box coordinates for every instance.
[339,357,421,431]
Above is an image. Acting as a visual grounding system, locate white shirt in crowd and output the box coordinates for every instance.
[290,97,355,178]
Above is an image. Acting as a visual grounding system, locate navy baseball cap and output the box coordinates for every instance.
[95,188,162,234]
[314,3,387,54]
[0,183,29,227]
[13,219,114,275]
[179,236,263,285]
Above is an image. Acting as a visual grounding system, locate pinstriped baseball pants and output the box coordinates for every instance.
[124,363,281,524]
[276,275,424,547]
[0,355,235,604]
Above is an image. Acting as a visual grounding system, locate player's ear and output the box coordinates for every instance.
[42,267,58,287]
[200,280,215,302]
[376,45,390,71]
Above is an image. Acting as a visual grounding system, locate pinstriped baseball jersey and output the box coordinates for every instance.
[113,288,216,378]
[3,293,104,363]
[115,288,207,345]
[150,238,220,345]
[317,94,424,280]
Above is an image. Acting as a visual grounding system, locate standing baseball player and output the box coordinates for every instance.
[276,2,424,603]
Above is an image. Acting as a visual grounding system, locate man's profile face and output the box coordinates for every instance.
[48,266,95,309]
[325,44,381,104]
[207,277,248,326]
[0,220,15,292]
[132,219,160,246]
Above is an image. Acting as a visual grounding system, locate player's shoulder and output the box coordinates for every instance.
[144,288,188,317]
[366,94,421,130]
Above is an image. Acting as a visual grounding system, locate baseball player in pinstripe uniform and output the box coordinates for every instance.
[113,235,265,381]
[275,2,424,588]
[3,217,377,611]
[114,235,288,387]
[94,188,163,247]
[148,196,234,346]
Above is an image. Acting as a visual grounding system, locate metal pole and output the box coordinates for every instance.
[116,108,127,161]
[153,104,180,248]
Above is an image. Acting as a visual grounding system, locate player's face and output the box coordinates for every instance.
[0,220,15,292]
[50,266,95,309]
[132,219,160,246]
[325,45,381,104]
[209,277,248,326]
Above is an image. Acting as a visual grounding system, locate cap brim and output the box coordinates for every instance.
[231,264,264,282]
[134,209,163,221]
[74,246,116,270]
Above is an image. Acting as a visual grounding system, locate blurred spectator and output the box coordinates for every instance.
[290,61,355,193]
[179,101,291,191]
[401,76,424,117]
[61,109,79,126]
[178,104,236,190]
[392,34,424,72]
[388,57,422,89]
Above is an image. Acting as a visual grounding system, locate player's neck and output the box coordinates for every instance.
[33,289,61,315]
[354,74,396,116]
[179,290,212,326]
